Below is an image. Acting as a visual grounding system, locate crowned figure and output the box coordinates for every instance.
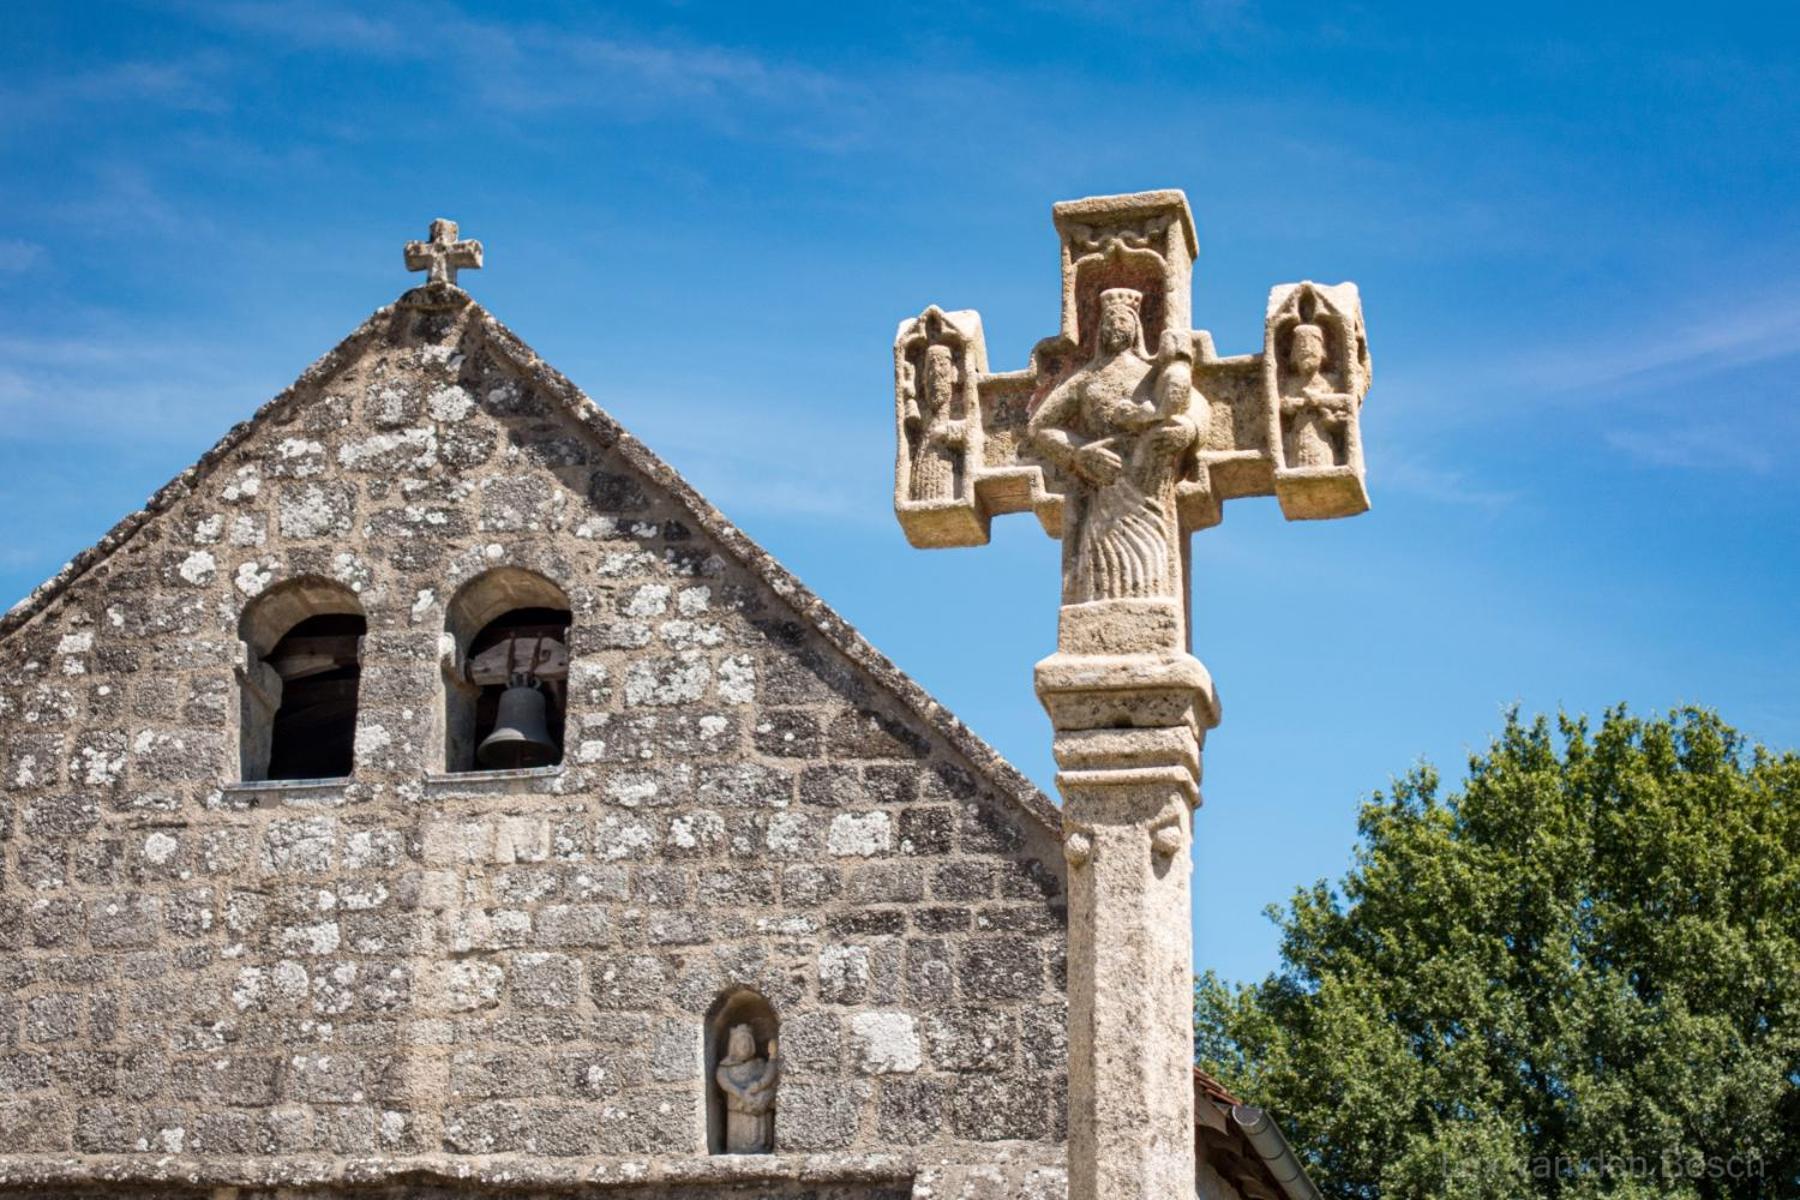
[1026,287,1200,602]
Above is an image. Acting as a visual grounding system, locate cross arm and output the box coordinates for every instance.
[403,218,484,288]
[892,279,1371,549]
[403,239,484,270]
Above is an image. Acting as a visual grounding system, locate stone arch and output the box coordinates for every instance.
[238,576,364,658]
[443,567,573,772]
[236,577,367,782]
[706,988,780,1155]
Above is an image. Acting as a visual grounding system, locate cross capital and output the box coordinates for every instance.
[404,218,483,288]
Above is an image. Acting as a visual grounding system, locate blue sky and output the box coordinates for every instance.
[4,1,1798,985]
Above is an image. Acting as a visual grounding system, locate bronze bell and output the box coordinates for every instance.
[478,680,558,769]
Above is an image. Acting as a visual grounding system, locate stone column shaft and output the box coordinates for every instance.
[1059,742,1198,1200]
[1037,599,1217,1200]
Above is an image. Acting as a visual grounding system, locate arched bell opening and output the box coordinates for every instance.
[706,989,780,1155]
[444,569,572,773]
[237,578,367,782]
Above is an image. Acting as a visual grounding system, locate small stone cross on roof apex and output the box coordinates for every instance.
[404,218,483,287]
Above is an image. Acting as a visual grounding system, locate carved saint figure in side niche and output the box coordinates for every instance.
[905,342,966,501]
[715,1025,779,1153]
[1026,287,1199,602]
[1279,323,1353,469]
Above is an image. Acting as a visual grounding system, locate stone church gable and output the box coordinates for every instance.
[0,285,1069,1195]
[0,295,1058,839]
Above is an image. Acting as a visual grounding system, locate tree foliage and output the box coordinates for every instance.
[1195,708,1800,1199]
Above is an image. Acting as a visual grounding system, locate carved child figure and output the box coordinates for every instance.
[715,1025,779,1153]
[1026,287,1199,602]
[1279,323,1353,469]
[905,342,966,501]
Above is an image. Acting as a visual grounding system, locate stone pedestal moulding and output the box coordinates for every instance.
[892,189,1372,1200]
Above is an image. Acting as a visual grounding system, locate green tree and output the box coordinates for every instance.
[1196,708,1800,1199]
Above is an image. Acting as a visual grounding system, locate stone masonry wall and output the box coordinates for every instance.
[0,295,1068,1192]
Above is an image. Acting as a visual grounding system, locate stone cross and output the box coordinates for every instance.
[891,190,1371,1200]
[404,218,483,287]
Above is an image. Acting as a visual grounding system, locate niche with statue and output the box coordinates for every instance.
[706,990,780,1155]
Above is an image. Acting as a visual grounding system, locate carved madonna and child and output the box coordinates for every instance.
[1026,286,1196,604]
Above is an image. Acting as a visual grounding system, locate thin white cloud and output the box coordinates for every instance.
[1478,286,1800,474]
[1605,425,1774,473]
[188,0,871,150]
[1517,289,1800,396]
[195,1,410,53]
[1378,449,1519,510]
[0,240,45,273]
[1022,0,1257,37]
[0,326,888,522]
[0,56,227,124]
[0,331,186,367]
[539,35,846,108]
[46,163,202,237]
[601,387,887,524]
[673,462,884,525]
[0,545,59,571]
[0,329,274,444]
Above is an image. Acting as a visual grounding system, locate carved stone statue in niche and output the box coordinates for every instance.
[715,1025,779,1153]
[1026,287,1199,603]
[1279,322,1353,469]
[904,342,966,501]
